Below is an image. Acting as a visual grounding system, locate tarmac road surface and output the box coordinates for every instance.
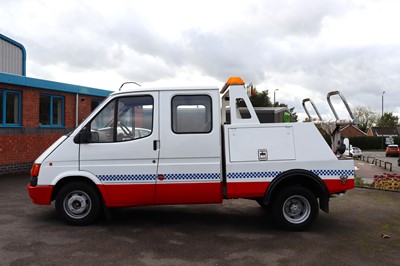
[1,173,399,266]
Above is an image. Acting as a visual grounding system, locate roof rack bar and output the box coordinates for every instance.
[327,91,354,120]
[302,98,322,121]
[302,90,356,156]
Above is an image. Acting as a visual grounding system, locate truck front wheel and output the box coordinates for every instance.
[271,186,318,230]
[55,182,102,226]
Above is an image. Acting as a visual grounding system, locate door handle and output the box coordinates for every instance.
[153,140,159,150]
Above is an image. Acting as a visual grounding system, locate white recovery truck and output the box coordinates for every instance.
[28,77,355,230]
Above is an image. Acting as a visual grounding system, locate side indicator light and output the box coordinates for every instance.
[31,164,41,177]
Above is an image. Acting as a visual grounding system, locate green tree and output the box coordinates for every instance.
[239,84,272,107]
[377,112,399,127]
[249,90,272,107]
[352,106,378,132]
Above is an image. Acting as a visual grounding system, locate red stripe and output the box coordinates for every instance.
[324,179,354,194]
[98,184,155,207]
[155,182,223,205]
[226,182,269,198]
[28,179,354,208]
[226,179,355,199]
[99,182,223,207]
[27,183,52,205]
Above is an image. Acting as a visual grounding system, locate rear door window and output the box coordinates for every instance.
[171,95,212,134]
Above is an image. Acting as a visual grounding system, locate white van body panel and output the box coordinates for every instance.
[50,170,100,186]
[224,122,354,198]
[155,89,223,204]
[157,89,221,179]
[228,125,296,162]
[36,136,80,185]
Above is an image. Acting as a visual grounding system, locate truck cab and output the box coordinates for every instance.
[28,77,355,230]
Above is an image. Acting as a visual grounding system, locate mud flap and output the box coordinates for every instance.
[320,195,329,213]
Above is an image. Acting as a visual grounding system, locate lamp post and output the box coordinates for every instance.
[381,91,385,150]
[274,89,279,106]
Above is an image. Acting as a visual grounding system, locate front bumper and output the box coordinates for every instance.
[27,183,53,205]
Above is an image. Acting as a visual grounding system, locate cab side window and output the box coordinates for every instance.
[90,100,115,142]
[171,95,212,134]
[89,95,153,143]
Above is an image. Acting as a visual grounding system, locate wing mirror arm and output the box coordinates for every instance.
[73,127,91,144]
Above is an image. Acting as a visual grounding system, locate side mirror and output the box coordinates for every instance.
[73,127,91,144]
[337,143,346,155]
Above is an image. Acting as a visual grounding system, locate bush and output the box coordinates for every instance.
[354,176,365,187]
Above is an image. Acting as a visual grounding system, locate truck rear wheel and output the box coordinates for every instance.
[55,181,102,226]
[271,186,318,230]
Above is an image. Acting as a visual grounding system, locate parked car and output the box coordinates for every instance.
[343,146,362,158]
[386,144,400,157]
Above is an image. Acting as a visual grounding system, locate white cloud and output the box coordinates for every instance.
[1,0,400,122]
[321,1,400,46]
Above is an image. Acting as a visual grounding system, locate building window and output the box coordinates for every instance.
[0,89,21,127]
[171,95,212,134]
[39,95,64,127]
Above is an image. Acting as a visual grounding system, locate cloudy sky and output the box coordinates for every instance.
[1,0,400,121]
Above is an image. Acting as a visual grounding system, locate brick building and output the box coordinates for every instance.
[1,34,111,174]
[340,125,367,138]
[0,73,111,174]
[367,127,400,137]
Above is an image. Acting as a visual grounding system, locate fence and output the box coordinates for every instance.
[360,155,392,172]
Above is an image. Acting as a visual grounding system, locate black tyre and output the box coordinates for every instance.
[256,198,269,210]
[271,186,318,231]
[55,182,102,226]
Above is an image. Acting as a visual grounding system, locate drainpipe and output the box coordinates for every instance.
[76,93,79,127]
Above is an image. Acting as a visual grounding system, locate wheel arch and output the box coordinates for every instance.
[263,169,330,213]
[51,175,103,203]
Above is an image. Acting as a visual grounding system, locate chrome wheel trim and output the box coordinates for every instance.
[63,190,92,219]
[282,195,311,224]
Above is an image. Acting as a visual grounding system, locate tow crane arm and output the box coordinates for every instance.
[302,91,358,155]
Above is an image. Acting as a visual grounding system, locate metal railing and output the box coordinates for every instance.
[360,155,392,171]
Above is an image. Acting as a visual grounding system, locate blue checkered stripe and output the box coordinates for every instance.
[98,174,156,182]
[97,172,220,183]
[311,169,354,177]
[227,169,354,181]
[165,173,220,181]
[227,171,282,179]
